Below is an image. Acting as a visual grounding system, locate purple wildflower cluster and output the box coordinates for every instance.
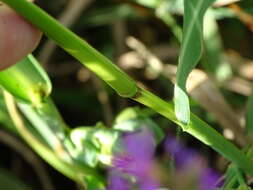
[107,127,221,190]
[108,126,159,190]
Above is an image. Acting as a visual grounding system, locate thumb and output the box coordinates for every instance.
[0,3,42,70]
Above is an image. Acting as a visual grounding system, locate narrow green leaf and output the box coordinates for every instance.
[203,10,232,81]
[223,165,240,188]
[174,84,190,127]
[155,0,182,42]
[17,98,69,152]
[0,91,17,133]
[223,164,248,189]
[174,0,216,124]
[0,55,51,106]
[203,10,223,74]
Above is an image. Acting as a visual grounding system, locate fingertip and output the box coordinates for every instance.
[0,4,42,70]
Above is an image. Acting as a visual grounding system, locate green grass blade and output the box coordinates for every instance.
[1,0,137,98]
[0,54,51,106]
[132,87,253,176]
[203,10,232,81]
[174,0,216,125]
[203,10,223,74]
[155,0,182,42]
[223,165,248,189]
[223,165,241,189]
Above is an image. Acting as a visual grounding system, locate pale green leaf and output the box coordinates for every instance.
[17,98,68,152]
[203,10,232,81]
[70,123,119,166]
[174,0,216,125]
[0,55,51,106]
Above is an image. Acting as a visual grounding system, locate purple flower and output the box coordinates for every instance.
[165,136,199,169]
[165,136,222,190]
[107,130,222,190]
[107,170,129,190]
[199,168,221,190]
[138,175,160,190]
[114,127,155,175]
[108,126,160,190]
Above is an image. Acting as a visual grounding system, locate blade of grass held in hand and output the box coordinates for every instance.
[175,0,216,125]
[1,0,137,98]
